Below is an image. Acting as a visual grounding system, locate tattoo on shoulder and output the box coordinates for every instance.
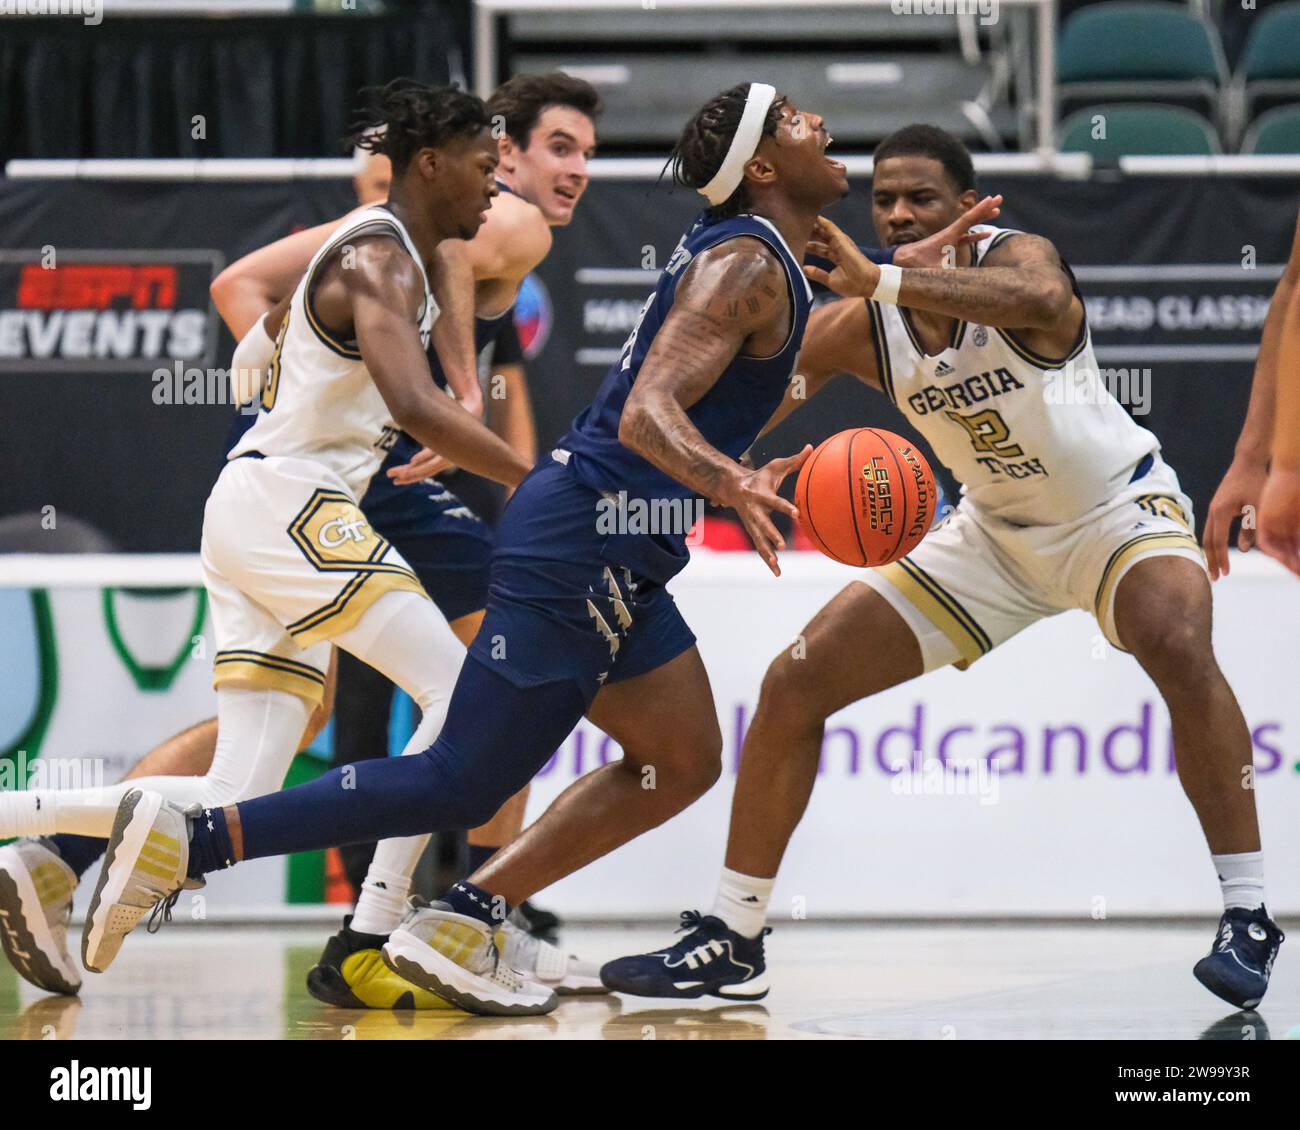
[679,240,788,331]
[983,232,1063,272]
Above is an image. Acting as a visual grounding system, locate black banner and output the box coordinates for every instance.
[0,173,1294,551]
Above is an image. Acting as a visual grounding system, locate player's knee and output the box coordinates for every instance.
[455,791,508,831]
[422,774,503,829]
[639,724,722,802]
[427,754,518,829]
[1123,608,1212,681]
[756,650,822,728]
[687,729,725,798]
[682,719,725,798]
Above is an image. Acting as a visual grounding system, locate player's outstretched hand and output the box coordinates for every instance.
[723,445,812,577]
[387,446,453,485]
[1257,465,1300,577]
[803,216,877,297]
[1203,455,1268,580]
[892,194,1003,269]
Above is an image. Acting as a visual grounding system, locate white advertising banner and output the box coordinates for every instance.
[2,551,1296,917]
[525,551,1300,919]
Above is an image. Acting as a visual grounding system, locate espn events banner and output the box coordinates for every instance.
[0,174,1296,548]
[1,552,1297,916]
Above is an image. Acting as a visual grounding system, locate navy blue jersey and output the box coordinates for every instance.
[556,211,812,579]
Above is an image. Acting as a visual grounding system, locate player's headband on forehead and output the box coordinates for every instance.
[698,82,778,207]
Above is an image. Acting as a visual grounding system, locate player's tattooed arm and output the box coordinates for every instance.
[620,239,811,575]
[328,238,531,489]
[806,216,1081,339]
[756,298,883,441]
[621,241,785,498]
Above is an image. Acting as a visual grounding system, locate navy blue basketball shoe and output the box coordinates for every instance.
[600,910,770,1000]
[1193,907,1284,1009]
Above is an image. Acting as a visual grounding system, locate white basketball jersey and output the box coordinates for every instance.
[230,205,437,498]
[869,227,1159,526]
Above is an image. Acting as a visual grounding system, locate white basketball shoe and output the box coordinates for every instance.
[382,902,558,1016]
[497,916,607,995]
[82,790,194,974]
[0,839,81,995]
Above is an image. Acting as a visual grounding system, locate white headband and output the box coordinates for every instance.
[698,82,777,207]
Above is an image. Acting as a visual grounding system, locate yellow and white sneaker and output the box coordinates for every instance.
[82,789,193,974]
[306,916,461,1011]
[383,902,558,1017]
[497,918,608,996]
[0,839,81,995]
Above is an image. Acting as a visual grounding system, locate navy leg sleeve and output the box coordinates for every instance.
[235,655,587,863]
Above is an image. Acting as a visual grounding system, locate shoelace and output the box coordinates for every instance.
[146,889,182,935]
[675,909,708,934]
[661,910,717,956]
[486,938,525,990]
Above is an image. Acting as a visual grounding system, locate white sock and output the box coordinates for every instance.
[711,867,774,939]
[1212,851,1265,912]
[0,792,57,839]
[351,861,419,936]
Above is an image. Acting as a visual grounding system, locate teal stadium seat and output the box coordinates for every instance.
[1058,103,1221,161]
[1057,2,1227,121]
[1240,103,1300,154]
[1233,1,1300,143]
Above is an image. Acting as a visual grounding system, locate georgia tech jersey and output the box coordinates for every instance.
[867,227,1159,526]
[229,205,437,499]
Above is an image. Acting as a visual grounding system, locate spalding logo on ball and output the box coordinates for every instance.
[795,428,936,567]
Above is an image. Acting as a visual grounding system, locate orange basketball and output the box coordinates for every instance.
[795,428,936,567]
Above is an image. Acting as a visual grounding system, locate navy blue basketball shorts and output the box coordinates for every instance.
[361,454,494,624]
[466,458,697,705]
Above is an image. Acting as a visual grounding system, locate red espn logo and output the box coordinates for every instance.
[16,263,178,310]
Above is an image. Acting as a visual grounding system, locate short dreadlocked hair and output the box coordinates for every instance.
[346,79,489,175]
[669,84,787,220]
[487,72,602,149]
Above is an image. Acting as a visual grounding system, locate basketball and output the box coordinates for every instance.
[795,428,936,567]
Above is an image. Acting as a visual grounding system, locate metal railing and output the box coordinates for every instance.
[473,0,1059,152]
[11,152,1300,180]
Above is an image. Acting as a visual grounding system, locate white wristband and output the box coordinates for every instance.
[871,263,903,304]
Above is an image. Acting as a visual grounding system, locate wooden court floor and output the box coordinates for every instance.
[2,922,1296,1040]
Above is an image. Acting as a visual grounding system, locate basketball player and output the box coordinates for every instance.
[0,78,551,985]
[0,74,605,1008]
[1204,207,1300,580]
[601,125,1284,1011]
[206,72,606,1005]
[1257,211,1300,575]
[73,83,859,1017]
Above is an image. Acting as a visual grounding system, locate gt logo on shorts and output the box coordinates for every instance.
[318,515,368,547]
[288,489,411,576]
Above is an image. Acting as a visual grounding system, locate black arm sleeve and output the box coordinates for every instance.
[490,315,524,367]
